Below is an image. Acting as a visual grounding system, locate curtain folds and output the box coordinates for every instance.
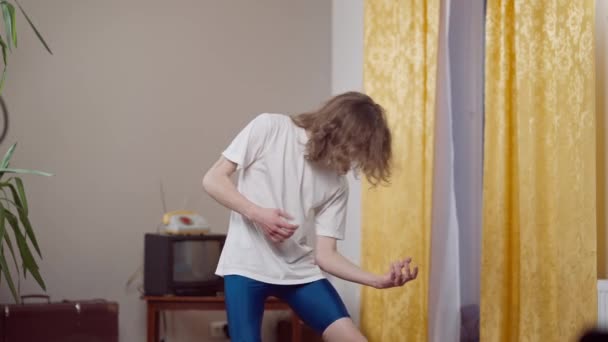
[361,1,440,341]
[481,1,597,341]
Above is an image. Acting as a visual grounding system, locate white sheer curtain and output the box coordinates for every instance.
[449,0,485,312]
[429,0,484,341]
[428,0,461,341]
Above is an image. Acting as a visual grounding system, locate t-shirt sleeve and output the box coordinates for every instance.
[315,181,348,240]
[222,114,272,170]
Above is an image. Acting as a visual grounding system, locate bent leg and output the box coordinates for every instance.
[275,279,365,341]
[322,317,367,342]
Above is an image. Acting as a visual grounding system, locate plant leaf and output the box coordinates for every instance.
[0,168,53,177]
[5,210,44,290]
[0,2,11,50]
[0,195,21,292]
[0,143,16,169]
[14,177,27,215]
[0,197,16,208]
[5,210,29,270]
[0,35,5,66]
[14,0,51,55]
[0,186,9,201]
[3,219,20,278]
[8,3,15,48]
[0,65,6,95]
[0,205,19,288]
[0,2,16,49]
[0,205,18,273]
[0,203,6,244]
[0,36,7,95]
[0,207,18,302]
[16,202,38,256]
[0,248,18,302]
[8,3,15,47]
[3,182,39,256]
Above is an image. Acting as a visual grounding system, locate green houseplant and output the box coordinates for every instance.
[0,144,52,302]
[0,0,52,91]
[0,0,53,303]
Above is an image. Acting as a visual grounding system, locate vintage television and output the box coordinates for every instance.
[144,233,226,296]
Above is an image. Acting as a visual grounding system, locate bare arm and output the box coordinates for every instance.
[315,236,418,289]
[202,156,297,242]
[202,157,257,219]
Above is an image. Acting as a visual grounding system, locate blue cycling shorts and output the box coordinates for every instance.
[224,275,350,341]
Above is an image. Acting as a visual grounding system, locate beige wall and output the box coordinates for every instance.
[0,1,330,341]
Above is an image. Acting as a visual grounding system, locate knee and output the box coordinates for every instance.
[321,317,367,342]
[325,329,367,342]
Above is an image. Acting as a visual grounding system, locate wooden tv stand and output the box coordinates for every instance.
[143,295,302,342]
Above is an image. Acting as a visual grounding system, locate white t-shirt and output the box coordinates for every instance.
[215,113,348,285]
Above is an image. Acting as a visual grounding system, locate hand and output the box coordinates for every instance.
[374,257,418,289]
[249,207,298,243]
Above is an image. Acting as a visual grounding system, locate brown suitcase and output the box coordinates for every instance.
[0,295,118,342]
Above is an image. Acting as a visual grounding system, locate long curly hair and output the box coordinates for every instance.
[292,91,391,186]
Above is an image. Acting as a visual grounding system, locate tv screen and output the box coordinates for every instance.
[173,240,222,282]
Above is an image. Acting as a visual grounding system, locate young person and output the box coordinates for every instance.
[203,92,418,342]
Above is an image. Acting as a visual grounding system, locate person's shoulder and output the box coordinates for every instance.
[251,113,294,134]
[256,113,292,124]
[250,113,291,126]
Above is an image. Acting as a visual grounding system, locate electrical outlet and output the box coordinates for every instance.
[209,321,228,338]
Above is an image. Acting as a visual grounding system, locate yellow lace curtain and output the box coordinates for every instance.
[360,1,439,341]
[481,1,597,341]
